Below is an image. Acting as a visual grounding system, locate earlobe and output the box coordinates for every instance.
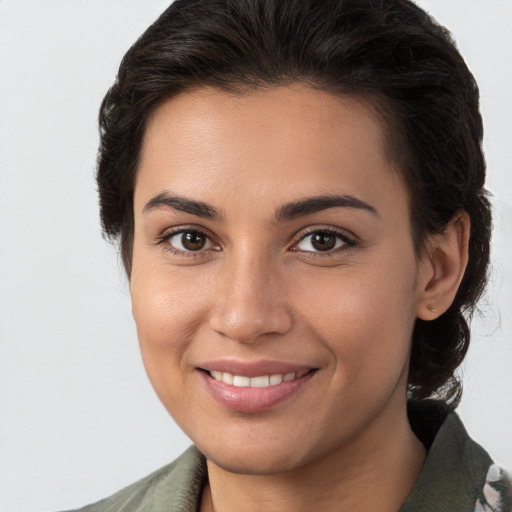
[416,211,470,321]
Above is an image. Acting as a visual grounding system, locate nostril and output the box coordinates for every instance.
[209,306,293,344]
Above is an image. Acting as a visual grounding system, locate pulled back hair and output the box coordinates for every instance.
[97,0,491,406]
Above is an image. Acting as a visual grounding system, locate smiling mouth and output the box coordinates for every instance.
[206,369,311,388]
[198,367,317,412]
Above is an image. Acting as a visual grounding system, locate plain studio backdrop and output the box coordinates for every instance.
[0,1,511,511]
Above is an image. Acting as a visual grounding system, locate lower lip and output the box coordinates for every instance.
[199,370,316,413]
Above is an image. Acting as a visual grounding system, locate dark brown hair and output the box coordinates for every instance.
[97,0,491,406]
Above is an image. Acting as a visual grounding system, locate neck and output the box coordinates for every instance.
[201,402,427,512]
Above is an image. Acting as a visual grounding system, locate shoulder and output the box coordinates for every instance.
[60,445,206,512]
[403,401,512,512]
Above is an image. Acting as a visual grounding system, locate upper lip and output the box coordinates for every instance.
[197,359,315,378]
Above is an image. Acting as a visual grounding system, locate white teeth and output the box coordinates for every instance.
[250,375,270,387]
[211,370,223,381]
[222,372,234,385]
[269,374,283,385]
[233,375,250,387]
[209,370,308,387]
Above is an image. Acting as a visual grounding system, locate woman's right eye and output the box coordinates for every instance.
[161,229,215,253]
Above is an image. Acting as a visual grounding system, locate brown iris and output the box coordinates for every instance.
[181,231,207,251]
[311,232,337,251]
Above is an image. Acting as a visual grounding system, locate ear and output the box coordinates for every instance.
[416,211,470,321]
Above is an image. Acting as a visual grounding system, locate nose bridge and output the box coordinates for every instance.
[209,247,292,343]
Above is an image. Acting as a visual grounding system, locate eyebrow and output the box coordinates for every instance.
[143,191,378,222]
[275,194,378,221]
[143,191,223,221]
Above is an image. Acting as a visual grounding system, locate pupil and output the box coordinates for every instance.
[312,233,336,251]
[182,232,205,251]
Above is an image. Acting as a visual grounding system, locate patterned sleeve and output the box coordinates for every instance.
[475,464,512,512]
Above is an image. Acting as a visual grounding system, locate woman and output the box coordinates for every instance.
[67,0,511,510]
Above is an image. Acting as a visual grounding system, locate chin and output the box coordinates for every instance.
[193,426,329,476]
[200,444,307,475]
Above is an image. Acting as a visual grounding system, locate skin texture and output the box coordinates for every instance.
[130,85,469,512]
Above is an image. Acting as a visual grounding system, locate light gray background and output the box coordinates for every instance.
[0,1,511,511]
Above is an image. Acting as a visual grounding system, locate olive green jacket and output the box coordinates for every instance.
[64,403,511,512]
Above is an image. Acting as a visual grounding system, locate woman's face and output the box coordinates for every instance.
[131,85,432,474]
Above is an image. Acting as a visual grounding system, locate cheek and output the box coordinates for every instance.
[296,260,418,379]
[130,264,208,373]
[129,266,214,422]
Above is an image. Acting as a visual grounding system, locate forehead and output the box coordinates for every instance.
[135,84,406,216]
[141,85,388,161]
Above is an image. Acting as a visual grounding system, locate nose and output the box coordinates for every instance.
[208,251,293,343]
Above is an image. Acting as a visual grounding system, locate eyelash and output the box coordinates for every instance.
[291,228,357,257]
[155,226,357,258]
[155,228,218,258]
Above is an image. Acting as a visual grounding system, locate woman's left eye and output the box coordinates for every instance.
[293,230,354,253]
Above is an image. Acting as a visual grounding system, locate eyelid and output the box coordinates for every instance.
[289,226,357,253]
[155,225,221,256]
[154,224,357,258]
